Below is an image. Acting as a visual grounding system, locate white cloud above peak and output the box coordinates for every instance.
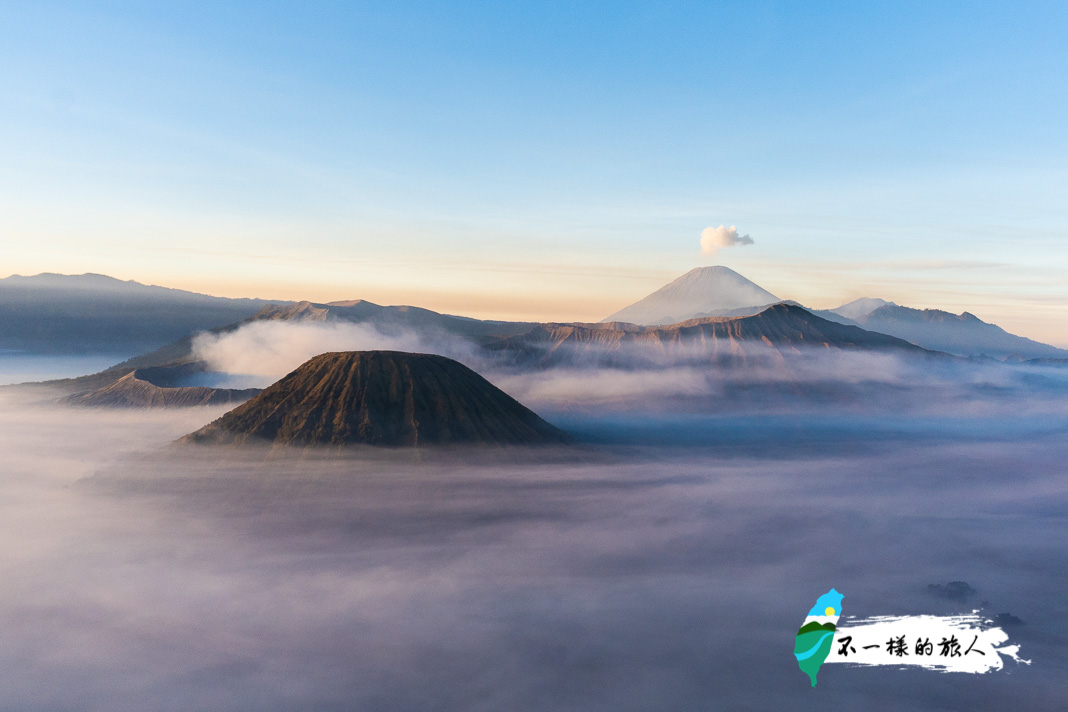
[700,225,754,255]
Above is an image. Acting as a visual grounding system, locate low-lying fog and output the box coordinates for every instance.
[192,320,1068,418]
[0,385,1064,711]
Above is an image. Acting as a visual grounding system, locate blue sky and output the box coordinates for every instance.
[1,1,1066,342]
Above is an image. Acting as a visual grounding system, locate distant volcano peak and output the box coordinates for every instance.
[675,265,745,280]
[601,266,779,326]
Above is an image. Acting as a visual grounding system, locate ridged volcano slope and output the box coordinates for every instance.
[182,351,570,446]
[489,303,935,369]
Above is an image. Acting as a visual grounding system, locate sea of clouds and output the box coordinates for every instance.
[0,383,1064,710]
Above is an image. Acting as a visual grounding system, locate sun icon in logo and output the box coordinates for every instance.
[825,607,836,616]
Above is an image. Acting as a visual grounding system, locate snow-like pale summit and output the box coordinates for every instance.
[600,266,780,326]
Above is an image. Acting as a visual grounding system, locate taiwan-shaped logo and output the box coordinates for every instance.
[794,588,843,687]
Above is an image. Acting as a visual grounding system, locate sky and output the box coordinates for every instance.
[0,1,1066,343]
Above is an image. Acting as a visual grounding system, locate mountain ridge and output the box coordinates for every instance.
[856,304,1068,359]
[64,370,260,408]
[490,303,937,369]
[831,297,896,322]
[0,273,287,354]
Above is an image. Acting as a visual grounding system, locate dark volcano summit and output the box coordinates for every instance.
[182,351,570,447]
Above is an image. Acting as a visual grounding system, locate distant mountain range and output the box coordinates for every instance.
[8,268,1066,405]
[602,267,1067,360]
[33,299,947,408]
[855,305,1067,359]
[816,303,1067,359]
[0,273,284,354]
[182,351,571,446]
[17,297,538,396]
